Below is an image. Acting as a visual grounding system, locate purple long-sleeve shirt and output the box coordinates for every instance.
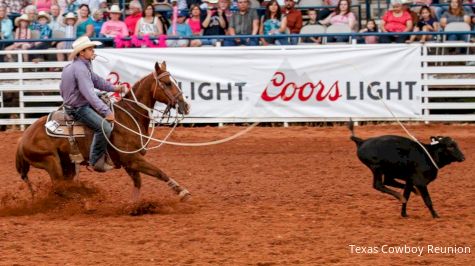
[60,58,115,116]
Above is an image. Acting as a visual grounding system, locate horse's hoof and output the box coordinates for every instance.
[179,189,191,202]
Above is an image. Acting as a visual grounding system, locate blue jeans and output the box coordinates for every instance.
[223,37,258,46]
[66,105,113,165]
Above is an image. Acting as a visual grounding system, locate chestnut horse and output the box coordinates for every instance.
[15,62,191,201]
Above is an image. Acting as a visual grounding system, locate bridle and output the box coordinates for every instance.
[152,71,184,108]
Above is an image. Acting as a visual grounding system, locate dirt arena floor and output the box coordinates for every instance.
[0,123,473,265]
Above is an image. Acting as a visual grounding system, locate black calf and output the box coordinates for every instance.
[348,120,465,218]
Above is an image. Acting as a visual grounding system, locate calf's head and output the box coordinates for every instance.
[430,136,465,164]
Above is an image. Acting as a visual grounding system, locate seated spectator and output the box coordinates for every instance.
[199,0,228,46]
[56,12,77,62]
[98,0,110,21]
[223,0,259,46]
[133,4,164,47]
[0,5,13,43]
[32,0,54,13]
[28,11,53,62]
[0,5,13,63]
[166,10,192,47]
[440,0,471,41]
[4,14,32,62]
[76,4,95,37]
[49,4,65,32]
[301,9,322,44]
[92,9,105,37]
[407,5,439,43]
[379,0,413,43]
[24,5,37,29]
[219,0,233,27]
[318,0,356,42]
[101,4,129,46]
[125,0,142,36]
[186,4,202,47]
[358,18,378,44]
[259,0,288,45]
[434,0,473,20]
[282,0,302,45]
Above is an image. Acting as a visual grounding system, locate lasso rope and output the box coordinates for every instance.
[101,78,259,153]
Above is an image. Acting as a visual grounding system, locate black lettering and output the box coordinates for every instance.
[198,83,213,100]
[386,81,402,100]
[406,81,416,100]
[217,83,232,100]
[235,82,246,101]
[346,81,357,100]
[367,81,382,100]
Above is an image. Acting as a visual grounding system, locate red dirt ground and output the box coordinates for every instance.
[0,123,473,265]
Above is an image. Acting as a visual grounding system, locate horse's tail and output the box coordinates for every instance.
[348,118,364,147]
[15,139,30,181]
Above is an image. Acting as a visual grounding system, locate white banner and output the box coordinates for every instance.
[94,45,422,120]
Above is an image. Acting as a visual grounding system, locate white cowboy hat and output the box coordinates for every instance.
[69,36,102,61]
[37,11,51,23]
[207,0,218,3]
[14,14,30,27]
[63,12,78,21]
[108,4,122,13]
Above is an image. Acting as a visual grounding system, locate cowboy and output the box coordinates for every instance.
[60,36,126,172]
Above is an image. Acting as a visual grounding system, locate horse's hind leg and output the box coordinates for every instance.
[125,156,191,201]
[16,147,35,199]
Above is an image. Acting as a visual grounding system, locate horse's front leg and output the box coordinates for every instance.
[125,168,142,203]
[124,155,191,201]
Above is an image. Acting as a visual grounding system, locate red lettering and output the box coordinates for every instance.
[261,72,342,102]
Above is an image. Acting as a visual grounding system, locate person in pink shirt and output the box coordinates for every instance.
[319,0,356,42]
[380,0,413,43]
[100,5,129,38]
[125,0,142,36]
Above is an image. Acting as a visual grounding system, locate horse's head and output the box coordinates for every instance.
[152,61,190,115]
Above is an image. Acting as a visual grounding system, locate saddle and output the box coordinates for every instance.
[46,108,86,137]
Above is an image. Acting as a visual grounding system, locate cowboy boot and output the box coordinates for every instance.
[92,154,115,172]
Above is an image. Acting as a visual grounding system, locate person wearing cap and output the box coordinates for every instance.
[60,36,126,172]
[282,0,302,45]
[166,9,192,47]
[100,4,129,41]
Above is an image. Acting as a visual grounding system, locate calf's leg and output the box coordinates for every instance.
[416,185,439,218]
[372,171,405,203]
[400,179,413,217]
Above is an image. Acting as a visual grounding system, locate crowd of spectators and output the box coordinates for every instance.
[0,0,473,54]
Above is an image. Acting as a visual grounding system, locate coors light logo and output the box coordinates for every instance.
[261,70,417,102]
